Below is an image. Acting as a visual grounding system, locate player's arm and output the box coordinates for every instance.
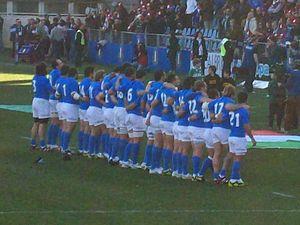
[244,123,256,146]
[96,92,105,105]
[108,88,117,104]
[225,103,250,111]
[162,97,174,114]
[177,104,187,118]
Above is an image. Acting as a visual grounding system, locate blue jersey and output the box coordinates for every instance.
[103,74,117,108]
[148,81,163,117]
[89,81,103,108]
[126,80,145,116]
[187,92,206,128]
[59,77,79,105]
[160,87,176,122]
[208,96,235,129]
[115,75,132,108]
[229,108,250,137]
[55,76,66,102]
[79,77,92,110]
[177,89,193,126]
[32,75,52,100]
[49,69,61,100]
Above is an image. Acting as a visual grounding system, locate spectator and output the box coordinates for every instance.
[0,15,3,51]
[167,32,180,71]
[192,2,203,29]
[75,24,87,67]
[268,0,284,20]
[10,19,24,58]
[243,11,258,38]
[50,20,65,59]
[201,0,214,29]
[268,72,286,131]
[220,70,236,90]
[220,38,234,74]
[192,31,207,75]
[134,42,148,71]
[186,0,197,27]
[241,38,258,92]
[219,8,232,38]
[189,58,203,79]
[204,65,221,91]
[284,62,300,131]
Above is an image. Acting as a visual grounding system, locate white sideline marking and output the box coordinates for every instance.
[272,192,296,199]
[20,136,31,140]
[0,209,300,215]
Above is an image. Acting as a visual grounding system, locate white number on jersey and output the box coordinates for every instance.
[229,112,240,127]
[161,93,168,107]
[89,86,94,99]
[188,99,197,114]
[202,109,210,122]
[63,84,67,97]
[80,85,86,97]
[32,80,37,93]
[127,88,133,102]
[117,91,124,99]
[214,102,224,115]
[147,93,154,101]
[105,90,109,103]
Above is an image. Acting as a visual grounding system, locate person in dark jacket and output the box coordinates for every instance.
[167,32,180,72]
[204,65,221,91]
[220,70,236,90]
[10,19,24,58]
[192,31,208,75]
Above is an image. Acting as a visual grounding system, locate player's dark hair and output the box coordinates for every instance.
[209,65,216,73]
[193,80,206,92]
[35,62,47,75]
[68,67,78,77]
[165,73,176,83]
[120,63,132,73]
[113,66,122,73]
[154,70,164,81]
[84,66,94,77]
[136,69,146,79]
[182,77,195,89]
[207,88,219,99]
[60,65,69,76]
[125,66,136,78]
[237,91,248,103]
[94,70,105,81]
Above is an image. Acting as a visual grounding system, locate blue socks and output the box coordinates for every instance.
[47,124,54,145]
[83,133,90,152]
[78,130,84,151]
[62,132,71,152]
[199,157,213,176]
[177,153,182,174]
[219,169,226,178]
[94,135,100,155]
[110,137,119,159]
[192,156,201,175]
[31,139,36,146]
[151,146,158,170]
[144,144,153,166]
[163,148,172,171]
[52,125,59,145]
[123,143,132,162]
[182,154,188,175]
[230,161,241,180]
[40,139,46,148]
[132,143,140,164]
[172,152,178,172]
[88,135,96,155]
[118,139,128,161]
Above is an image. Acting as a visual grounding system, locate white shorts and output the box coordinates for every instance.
[114,107,128,134]
[126,113,146,138]
[103,107,115,129]
[229,137,248,156]
[79,109,88,121]
[178,125,190,142]
[212,127,231,145]
[150,115,161,134]
[160,120,174,136]
[173,122,180,140]
[146,126,155,140]
[188,126,206,144]
[61,103,79,123]
[56,102,64,120]
[204,128,214,149]
[49,99,58,118]
[32,98,50,119]
[86,106,104,126]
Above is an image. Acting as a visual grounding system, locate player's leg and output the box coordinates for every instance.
[78,119,85,154]
[162,134,174,175]
[141,126,154,169]
[172,123,180,177]
[38,118,49,151]
[219,144,233,180]
[62,121,77,153]
[199,129,214,179]
[192,141,205,181]
[30,119,39,150]
[212,141,222,182]
[181,140,191,179]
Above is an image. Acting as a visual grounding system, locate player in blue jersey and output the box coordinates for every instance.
[47,59,63,150]
[86,70,106,158]
[186,80,212,181]
[140,71,165,170]
[226,92,256,187]
[102,67,119,159]
[31,63,52,151]
[159,74,179,175]
[54,65,69,150]
[198,88,220,180]
[208,84,236,184]
[78,67,94,155]
[110,66,135,164]
[176,77,195,179]
[122,70,147,168]
[57,67,80,158]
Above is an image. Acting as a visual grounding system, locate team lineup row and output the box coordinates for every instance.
[31,60,256,188]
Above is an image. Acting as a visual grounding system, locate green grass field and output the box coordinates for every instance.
[0,54,300,225]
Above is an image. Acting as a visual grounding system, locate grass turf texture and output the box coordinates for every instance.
[0,56,300,224]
